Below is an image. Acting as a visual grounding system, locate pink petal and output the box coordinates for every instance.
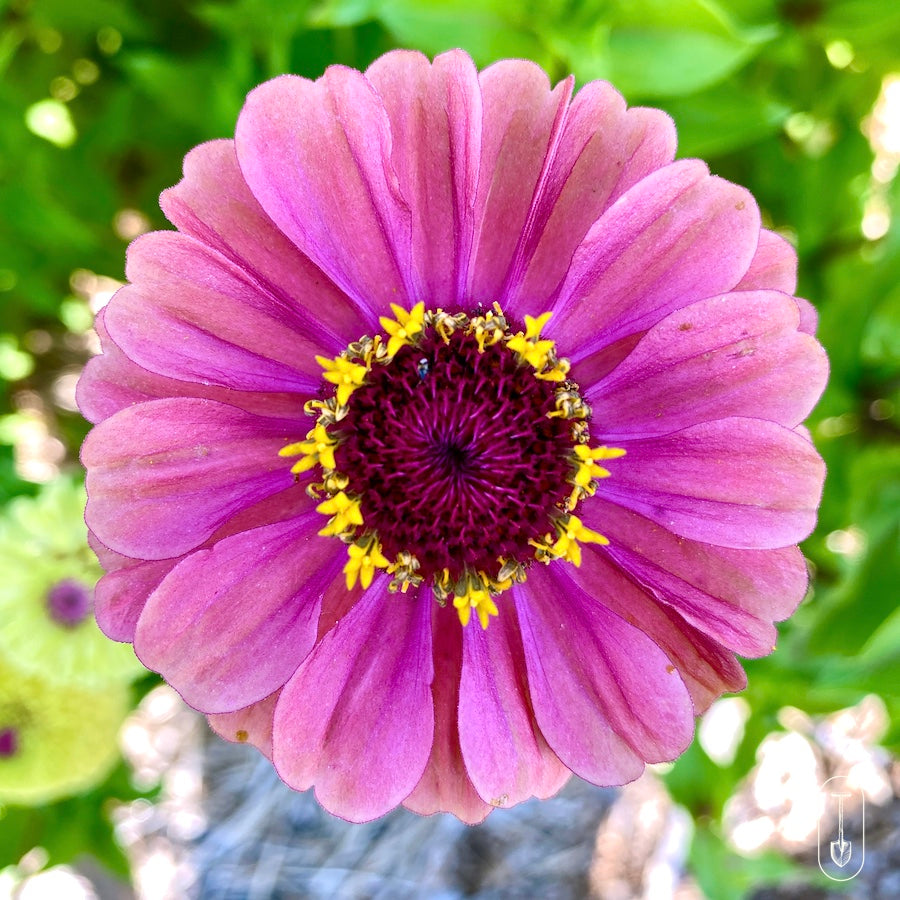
[161,139,370,348]
[404,603,493,823]
[795,297,819,335]
[90,485,316,642]
[549,160,760,357]
[515,567,694,785]
[586,290,828,435]
[104,232,324,394]
[134,513,340,714]
[272,584,434,823]
[207,690,280,761]
[235,70,412,314]
[735,229,797,293]
[599,418,825,549]
[82,398,295,559]
[95,555,177,642]
[582,497,808,657]
[459,602,570,807]
[556,545,747,714]
[503,81,677,312]
[366,49,481,308]
[78,306,305,425]
[468,59,572,304]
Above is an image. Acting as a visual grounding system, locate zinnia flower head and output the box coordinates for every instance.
[78,49,827,823]
[0,478,145,688]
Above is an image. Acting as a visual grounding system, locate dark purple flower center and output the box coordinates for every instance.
[332,329,575,583]
[0,727,18,758]
[46,578,93,628]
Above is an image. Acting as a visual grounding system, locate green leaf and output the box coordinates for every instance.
[0,759,157,878]
[664,740,734,818]
[688,823,821,900]
[805,445,900,666]
[309,0,381,28]
[372,0,545,66]
[666,81,791,157]
[606,28,761,97]
[601,0,778,98]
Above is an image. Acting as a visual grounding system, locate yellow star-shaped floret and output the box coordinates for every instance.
[316,491,364,536]
[278,424,336,474]
[550,514,609,567]
[573,444,626,486]
[453,585,499,629]
[523,311,553,340]
[315,354,368,406]
[508,311,566,379]
[379,301,425,357]
[344,538,390,590]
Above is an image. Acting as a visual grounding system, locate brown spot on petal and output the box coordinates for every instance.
[236,729,248,742]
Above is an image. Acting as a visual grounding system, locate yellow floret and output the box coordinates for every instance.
[279,423,337,474]
[550,514,609,567]
[573,444,627,486]
[315,354,368,406]
[344,538,390,590]
[507,311,568,379]
[316,491,364,536]
[453,584,499,629]
[379,301,425,357]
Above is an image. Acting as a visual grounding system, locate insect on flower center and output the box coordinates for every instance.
[281,303,624,629]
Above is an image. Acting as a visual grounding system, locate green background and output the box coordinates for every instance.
[1,0,898,896]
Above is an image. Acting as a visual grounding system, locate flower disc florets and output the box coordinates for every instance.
[280,302,621,627]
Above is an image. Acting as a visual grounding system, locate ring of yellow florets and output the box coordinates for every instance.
[280,302,625,629]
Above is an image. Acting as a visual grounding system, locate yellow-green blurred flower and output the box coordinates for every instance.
[0,478,144,688]
[0,654,129,804]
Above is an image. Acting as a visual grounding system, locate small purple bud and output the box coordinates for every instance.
[46,578,93,628]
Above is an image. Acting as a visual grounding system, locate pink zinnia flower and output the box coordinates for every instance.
[79,49,827,823]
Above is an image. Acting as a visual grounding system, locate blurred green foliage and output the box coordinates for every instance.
[0,0,897,895]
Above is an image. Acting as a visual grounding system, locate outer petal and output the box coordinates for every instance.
[600,418,825,549]
[555,546,747,714]
[90,481,315,645]
[105,233,324,394]
[273,582,434,823]
[735,229,797,293]
[585,291,828,435]
[503,82,678,312]
[582,497,809,657]
[207,690,280,761]
[515,566,694,786]
[795,297,819,335]
[94,555,176,643]
[82,398,294,560]
[78,307,306,425]
[366,49,481,308]
[161,139,371,348]
[134,512,342,714]
[459,602,570,808]
[468,59,572,303]
[404,602,493,824]
[235,70,412,314]
[549,160,760,357]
